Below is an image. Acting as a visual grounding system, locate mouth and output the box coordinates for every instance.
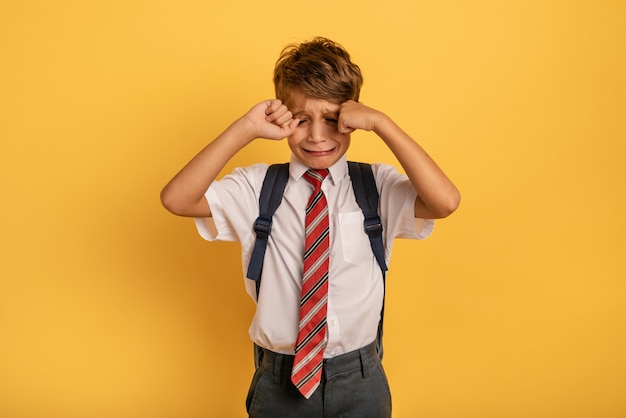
[303,147,336,156]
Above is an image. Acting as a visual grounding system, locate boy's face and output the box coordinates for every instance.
[285,89,350,170]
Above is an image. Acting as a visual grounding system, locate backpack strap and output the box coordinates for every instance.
[246,163,290,297]
[247,163,290,370]
[347,161,388,274]
[348,161,388,358]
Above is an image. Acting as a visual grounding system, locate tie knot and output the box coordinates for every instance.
[303,169,328,190]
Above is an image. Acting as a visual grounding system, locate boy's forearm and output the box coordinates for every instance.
[160,100,297,217]
[373,114,460,219]
[160,118,256,217]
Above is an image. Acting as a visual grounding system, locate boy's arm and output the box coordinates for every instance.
[160,100,299,217]
[338,101,460,219]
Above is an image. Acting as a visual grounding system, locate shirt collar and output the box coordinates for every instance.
[289,154,347,186]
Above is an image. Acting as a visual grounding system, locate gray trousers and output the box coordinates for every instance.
[246,341,392,418]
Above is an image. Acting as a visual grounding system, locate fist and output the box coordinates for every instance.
[338,101,381,133]
[243,99,299,140]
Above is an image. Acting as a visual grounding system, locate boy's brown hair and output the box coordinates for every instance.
[273,37,363,104]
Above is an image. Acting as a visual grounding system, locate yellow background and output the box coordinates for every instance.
[1,1,625,417]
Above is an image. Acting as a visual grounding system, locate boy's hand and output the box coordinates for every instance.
[242,99,299,140]
[337,100,383,134]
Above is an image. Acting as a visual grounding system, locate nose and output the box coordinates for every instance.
[308,121,327,142]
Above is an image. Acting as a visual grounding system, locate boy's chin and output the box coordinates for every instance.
[302,156,341,170]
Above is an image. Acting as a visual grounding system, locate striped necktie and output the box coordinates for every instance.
[291,168,330,399]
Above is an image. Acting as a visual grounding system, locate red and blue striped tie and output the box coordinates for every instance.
[291,168,330,399]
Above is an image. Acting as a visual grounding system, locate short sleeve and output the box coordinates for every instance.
[194,164,268,244]
[372,163,435,242]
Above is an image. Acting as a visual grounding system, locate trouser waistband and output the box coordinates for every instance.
[258,341,378,384]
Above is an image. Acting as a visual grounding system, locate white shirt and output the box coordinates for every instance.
[195,154,434,357]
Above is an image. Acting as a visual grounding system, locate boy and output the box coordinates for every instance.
[161,37,460,417]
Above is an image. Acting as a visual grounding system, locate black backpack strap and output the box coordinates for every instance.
[348,161,388,359]
[348,161,388,274]
[247,163,290,370]
[246,163,290,293]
